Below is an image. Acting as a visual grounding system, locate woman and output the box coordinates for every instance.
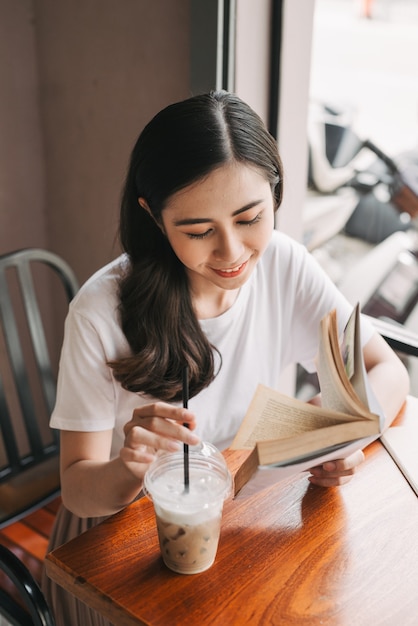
[42,91,409,625]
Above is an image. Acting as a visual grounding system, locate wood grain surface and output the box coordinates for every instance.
[45,399,418,626]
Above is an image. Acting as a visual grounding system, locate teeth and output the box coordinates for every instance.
[219,264,242,273]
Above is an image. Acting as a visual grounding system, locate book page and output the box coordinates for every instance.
[341,305,356,380]
[342,303,368,407]
[341,304,385,429]
[233,432,380,499]
[231,384,362,451]
[317,310,371,417]
[328,309,357,399]
[317,306,382,421]
[256,416,378,466]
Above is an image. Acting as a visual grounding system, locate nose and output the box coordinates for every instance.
[213,228,244,263]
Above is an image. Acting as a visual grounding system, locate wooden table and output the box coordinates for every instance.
[45,397,418,626]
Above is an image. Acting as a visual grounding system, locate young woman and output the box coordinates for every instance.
[42,91,409,625]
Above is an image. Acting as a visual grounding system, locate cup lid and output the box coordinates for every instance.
[143,441,232,506]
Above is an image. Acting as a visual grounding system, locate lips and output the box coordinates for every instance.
[212,261,248,278]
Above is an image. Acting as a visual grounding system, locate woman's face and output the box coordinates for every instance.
[160,161,275,308]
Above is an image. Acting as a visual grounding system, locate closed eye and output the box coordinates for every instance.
[237,212,263,226]
[187,229,213,240]
[186,212,263,239]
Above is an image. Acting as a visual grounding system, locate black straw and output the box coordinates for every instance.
[182,366,190,491]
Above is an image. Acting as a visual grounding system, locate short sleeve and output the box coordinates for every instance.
[50,307,118,432]
[275,235,376,373]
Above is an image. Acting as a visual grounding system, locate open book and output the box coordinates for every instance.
[230,303,385,496]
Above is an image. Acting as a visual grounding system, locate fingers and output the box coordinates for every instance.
[308,449,365,487]
[128,403,199,444]
[125,418,199,452]
[121,402,200,476]
[131,402,197,430]
[119,443,158,469]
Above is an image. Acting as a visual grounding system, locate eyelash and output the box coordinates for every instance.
[187,212,263,240]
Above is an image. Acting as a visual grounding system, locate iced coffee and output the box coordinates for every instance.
[143,442,232,574]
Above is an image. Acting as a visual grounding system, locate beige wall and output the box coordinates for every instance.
[0,0,191,284]
[234,0,271,124]
[0,1,47,251]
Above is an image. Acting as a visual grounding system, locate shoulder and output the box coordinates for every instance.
[61,254,131,360]
[69,254,129,320]
[258,229,316,281]
[264,229,309,261]
[256,229,350,321]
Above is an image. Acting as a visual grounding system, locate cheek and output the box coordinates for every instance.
[265,209,275,230]
[167,234,202,268]
[252,216,275,249]
[175,248,196,269]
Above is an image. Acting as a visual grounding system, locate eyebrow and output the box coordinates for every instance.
[172,200,264,226]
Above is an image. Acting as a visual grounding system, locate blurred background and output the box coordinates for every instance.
[304,0,418,395]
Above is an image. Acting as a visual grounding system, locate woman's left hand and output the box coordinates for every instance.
[307,449,365,487]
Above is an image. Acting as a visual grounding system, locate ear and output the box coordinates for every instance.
[138,197,152,216]
[138,197,166,234]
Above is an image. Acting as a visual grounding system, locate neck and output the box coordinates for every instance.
[193,288,240,319]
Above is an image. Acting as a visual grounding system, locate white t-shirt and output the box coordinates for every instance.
[51,230,375,455]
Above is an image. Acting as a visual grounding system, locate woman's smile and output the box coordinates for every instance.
[210,260,248,278]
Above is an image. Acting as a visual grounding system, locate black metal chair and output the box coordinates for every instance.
[0,248,79,528]
[0,249,78,625]
[0,543,55,626]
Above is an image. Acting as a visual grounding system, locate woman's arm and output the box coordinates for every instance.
[362,331,410,427]
[308,331,410,487]
[59,403,200,518]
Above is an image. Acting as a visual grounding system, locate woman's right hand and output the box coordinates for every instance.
[120,402,200,479]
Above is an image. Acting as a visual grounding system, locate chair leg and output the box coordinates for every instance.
[0,545,55,626]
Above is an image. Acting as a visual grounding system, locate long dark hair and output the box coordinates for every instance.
[109,91,283,401]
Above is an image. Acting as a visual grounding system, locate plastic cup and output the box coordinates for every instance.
[143,442,232,575]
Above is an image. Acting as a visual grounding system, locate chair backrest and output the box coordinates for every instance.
[0,543,55,626]
[0,249,79,528]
